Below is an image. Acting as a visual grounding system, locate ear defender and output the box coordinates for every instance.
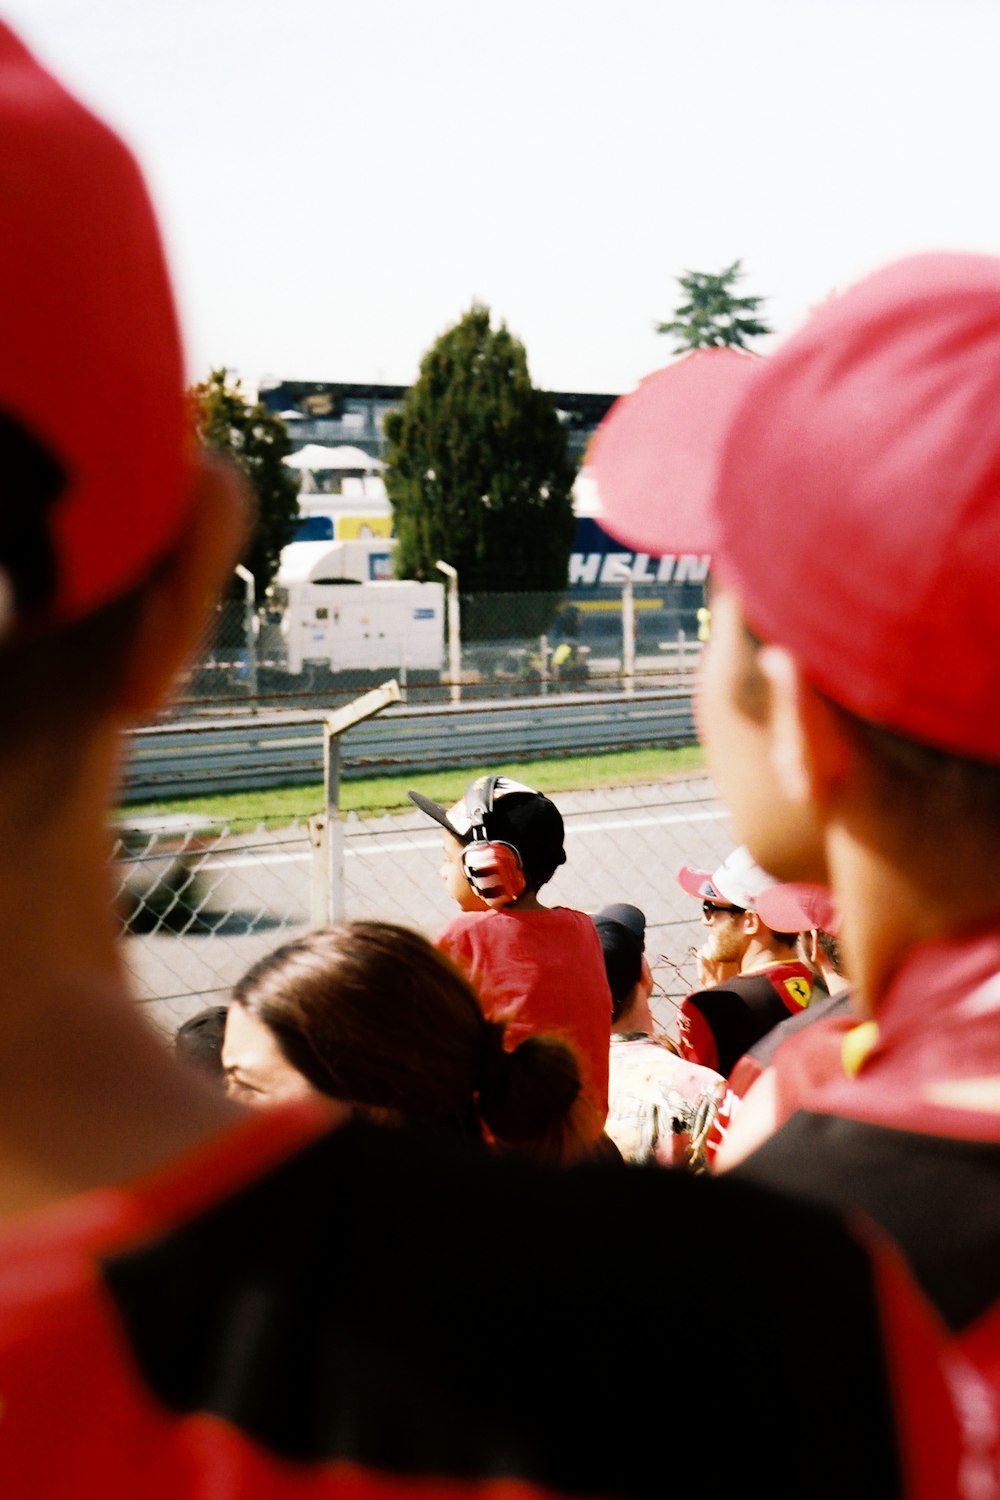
[461,774,526,907]
[462,839,526,907]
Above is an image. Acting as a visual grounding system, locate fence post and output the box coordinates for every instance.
[308,679,402,928]
[539,633,550,694]
[234,564,258,704]
[436,560,461,705]
[622,576,635,694]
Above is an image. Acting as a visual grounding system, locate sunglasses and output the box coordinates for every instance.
[702,899,745,919]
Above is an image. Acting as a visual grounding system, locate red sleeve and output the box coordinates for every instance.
[677,999,719,1073]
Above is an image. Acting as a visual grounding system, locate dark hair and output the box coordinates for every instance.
[174,1005,229,1077]
[231,922,580,1148]
[594,919,643,1024]
[829,708,1000,839]
[816,929,844,975]
[735,614,1000,861]
[0,583,148,766]
[482,791,566,892]
[0,409,161,770]
[763,926,800,949]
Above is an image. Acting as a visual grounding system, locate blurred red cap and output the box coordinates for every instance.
[594,252,1000,762]
[756,883,840,936]
[0,23,189,639]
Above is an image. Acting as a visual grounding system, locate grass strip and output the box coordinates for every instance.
[117,745,705,831]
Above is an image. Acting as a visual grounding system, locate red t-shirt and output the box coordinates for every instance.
[436,906,612,1121]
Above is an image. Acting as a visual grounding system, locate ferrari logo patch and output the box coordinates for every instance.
[783,976,811,1008]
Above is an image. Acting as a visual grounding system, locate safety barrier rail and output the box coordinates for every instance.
[124,686,697,802]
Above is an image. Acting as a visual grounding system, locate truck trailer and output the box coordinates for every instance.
[262,540,444,675]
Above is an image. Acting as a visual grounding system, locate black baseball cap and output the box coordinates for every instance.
[409,777,566,875]
[593,904,646,1018]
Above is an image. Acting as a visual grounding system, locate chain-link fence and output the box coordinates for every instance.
[167,584,706,716]
[115,774,735,1043]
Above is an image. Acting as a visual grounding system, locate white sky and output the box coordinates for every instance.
[6,0,1000,394]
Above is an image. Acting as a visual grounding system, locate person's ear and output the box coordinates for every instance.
[115,453,252,718]
[743,910,761,938]
[755,645,854,811]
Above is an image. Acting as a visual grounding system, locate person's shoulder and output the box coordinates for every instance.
[440,908,493,928]
[437,909,493,944]
[612,1032,724,1089]
[544,905,603,936]
[684,973,770,1005]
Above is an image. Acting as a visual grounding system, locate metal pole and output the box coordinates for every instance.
[539,633,549,695]
[324,720,345,923]
[234,564,258,704]
[310,679,402,929]
[435,560,461,705]
[622,575,635,694]
[308,814,328,929]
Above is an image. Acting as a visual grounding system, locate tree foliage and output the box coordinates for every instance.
[383,306,575,633]
[188,369,300,598]
[655,260,771,354]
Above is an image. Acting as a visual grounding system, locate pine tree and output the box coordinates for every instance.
[656,261,771,354]
[188,369,300,598]
[384,307,575,635]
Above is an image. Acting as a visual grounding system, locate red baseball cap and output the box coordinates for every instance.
[0,24,190,642]
[587,348,761,555]
[755,883,840,936]
[593,252,1000,762]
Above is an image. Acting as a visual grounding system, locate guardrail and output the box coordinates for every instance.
[123,686,698,803]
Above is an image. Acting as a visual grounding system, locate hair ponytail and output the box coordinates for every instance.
[477,1023,581,1141]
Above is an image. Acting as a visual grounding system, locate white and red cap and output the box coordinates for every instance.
[592,252,1000,763]
[677,845,781,915]
[0,24,190,642]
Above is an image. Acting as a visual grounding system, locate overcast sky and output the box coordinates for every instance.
[6,0,1000,394]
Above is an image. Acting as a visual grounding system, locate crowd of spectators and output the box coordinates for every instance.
[6,15,1000,1493]
[174,793,848,1183]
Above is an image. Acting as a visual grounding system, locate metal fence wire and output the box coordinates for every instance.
[115,775,735,1042]
[170,585,705,713]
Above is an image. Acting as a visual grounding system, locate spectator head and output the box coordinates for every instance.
[226,921,581,1147]
[594,254,1000,900]
[593,903,648,1025]
[409,776,567,905]
[679,847,806,956]
[757,882,845,985]
[0,25,246,805]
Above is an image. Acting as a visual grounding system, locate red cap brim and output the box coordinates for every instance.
[755,883,840,935]
[677,865,720,901]
[590,348,763,555]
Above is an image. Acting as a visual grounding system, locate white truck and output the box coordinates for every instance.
[262,539,444,675]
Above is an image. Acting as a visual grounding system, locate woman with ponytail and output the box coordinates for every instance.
[222,921,608,1162]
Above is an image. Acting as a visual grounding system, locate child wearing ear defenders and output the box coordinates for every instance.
[409,777,613,1136]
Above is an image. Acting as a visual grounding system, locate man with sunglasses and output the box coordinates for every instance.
[675,846,820,1077]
